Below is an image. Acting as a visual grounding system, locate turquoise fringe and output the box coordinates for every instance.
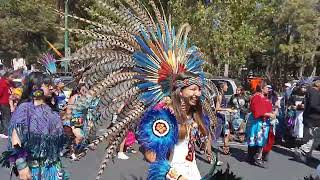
[30,161,69,180]
[7,123,68,165]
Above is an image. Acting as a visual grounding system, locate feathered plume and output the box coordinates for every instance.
[38,53,57,74]
[62,0,219,179]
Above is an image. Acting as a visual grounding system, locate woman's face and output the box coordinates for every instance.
[180,84,201,106]
[262,85,269,95]
[223,83,228,92]
[236,88,242,95]
[41,83,50,96]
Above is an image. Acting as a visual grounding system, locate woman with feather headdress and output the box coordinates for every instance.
[55,0,219,179]
[139,72,210,180]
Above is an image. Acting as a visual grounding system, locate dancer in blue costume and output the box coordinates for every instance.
[0,72,67,180]
[65,83,100,160]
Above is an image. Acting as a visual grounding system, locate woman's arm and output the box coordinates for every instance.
[11,129,21,147]
[11,126,32,180]
[216,95,234,112]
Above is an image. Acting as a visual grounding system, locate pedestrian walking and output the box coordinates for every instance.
[246,81,276,168]
[289,85,307,139]
[294,80,320,163]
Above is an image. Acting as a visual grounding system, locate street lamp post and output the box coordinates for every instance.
[63,0,70,72]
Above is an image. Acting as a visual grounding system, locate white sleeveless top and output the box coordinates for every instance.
[170,121,201,180]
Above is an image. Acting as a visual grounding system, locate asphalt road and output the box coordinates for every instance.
[0,139,319,180]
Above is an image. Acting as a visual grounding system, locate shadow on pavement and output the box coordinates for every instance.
[272,145,295,157]
[288,157,320,169]
[229,147,247,162]
[122,175,143,180]
[196,152,210,163]
[272,145,320,169]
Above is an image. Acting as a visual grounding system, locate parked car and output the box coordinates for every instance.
[208,77,239,103]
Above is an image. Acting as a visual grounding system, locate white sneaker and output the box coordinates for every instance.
[216,161,223,166]
[117,152,129,160]
[70,153,77,160]
[0,134,8,139]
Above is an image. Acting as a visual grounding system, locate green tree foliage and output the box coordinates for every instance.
[0,0,318,83]
[168,0,272,76]
[168,0,319,82]
[274,0,320,78]
[0,0,63,65]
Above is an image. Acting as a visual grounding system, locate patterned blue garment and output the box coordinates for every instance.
[246,113,270,147]
[6,102,68,180]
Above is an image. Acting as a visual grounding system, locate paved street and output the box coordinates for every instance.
[0,139,319,180]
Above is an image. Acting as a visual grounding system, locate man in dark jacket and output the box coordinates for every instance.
[294,80,320,163]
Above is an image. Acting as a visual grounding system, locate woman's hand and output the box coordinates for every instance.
[265,112,276,119]
[166,168,188,180]
[144,150,156,163]
[18,166,32,180]
[227,108,237,113]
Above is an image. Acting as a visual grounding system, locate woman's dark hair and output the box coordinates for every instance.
[255,80,267,93]
[19,72,52,104]
[171,72,207,139]
[70,83,85,97]
[218,81,227,95]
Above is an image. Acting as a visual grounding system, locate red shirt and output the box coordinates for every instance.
[0,78,10,105]
[250,93,272,120]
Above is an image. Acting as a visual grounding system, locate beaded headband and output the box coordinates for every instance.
[174,77,202,89]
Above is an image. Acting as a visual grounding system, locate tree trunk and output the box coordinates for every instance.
[310,53,317,77]
[299,55,305,77]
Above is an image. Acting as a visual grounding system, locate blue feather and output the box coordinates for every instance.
[172,26,176,48]
[147,160,171,180]
[135,36,154,56]
[140,27,150,42]
[137,82,157,89]
[139,91,157,104]
[137,108,178,160]
[132,67,147,74]
[183,35,188,50]
[149,27,158,42]
[157,25,167,52]
[165,22,172,50]
[133,52,158,69]
[156,25,163,42]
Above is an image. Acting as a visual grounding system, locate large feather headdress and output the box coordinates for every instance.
[61,0,218,179]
